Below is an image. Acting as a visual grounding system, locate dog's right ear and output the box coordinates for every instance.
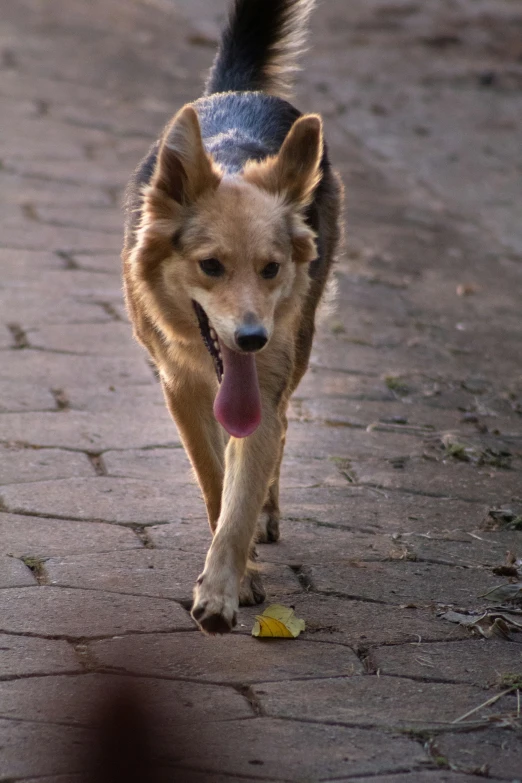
[152,105,220,205]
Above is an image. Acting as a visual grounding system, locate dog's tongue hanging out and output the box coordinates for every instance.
[213,342,262,438]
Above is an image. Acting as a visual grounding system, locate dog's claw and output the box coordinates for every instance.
[191,576,239,634]
[193,609,237,635]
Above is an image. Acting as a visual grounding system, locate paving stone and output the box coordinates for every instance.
[5,351,151,386]
[333,773,506,783]
[399,531,522,569]
[35,205,121,233]
[0,381,56,413]
[90,632,362,683]
[352,457,522,505]
[279,485,487,534]
[0,673,252,725]
[147,518,213,553]
[0,328,12,349]
[159,718,427,780]
[103,447,196,482]
[168,774,277,783]
[0,248,65,278]
[258,522,397,565]
[20,778,83,783]
[0,121,85,159]
[373,639,522,687]
[0,634,81,677]
[20,777,271,783]
[0,719,89,779]
[300,396,492,434]
[1,476,201,524]
[0,444,93,485]
[252,676,509,729]
[3,267,124,298]
[0,288,113,326]
[238,593,468,647]
[3,157,129,188]
[66,382,165,412]
[0,513,141,557]
[0,587,192,636]
[0,555,35,587]
[71,252,121,274]
[26,322,142,357]
[0,221,122,253]
[437,729,522,780]
[285,421,425,461]
[310,337,463,380]
[303,560,503,608]
[0,408,178,450]
[0,171,113,207]
[296,367,396,400]
[45,549,300,601]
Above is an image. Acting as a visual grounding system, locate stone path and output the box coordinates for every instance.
[1,0,521,780]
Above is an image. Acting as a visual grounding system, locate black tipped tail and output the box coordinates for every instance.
[205,0,315,99]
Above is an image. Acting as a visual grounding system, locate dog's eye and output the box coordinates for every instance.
[260,262,280,280]
[200,258,225,277]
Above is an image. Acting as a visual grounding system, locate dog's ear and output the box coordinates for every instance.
[152,105,220,204]
[245,114,323,208]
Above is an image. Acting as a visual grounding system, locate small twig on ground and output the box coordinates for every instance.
[452,688,517,724]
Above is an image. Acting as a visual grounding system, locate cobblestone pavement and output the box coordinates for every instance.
[1,0,522,780]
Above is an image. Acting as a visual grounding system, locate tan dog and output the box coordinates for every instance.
[122,0,342,633]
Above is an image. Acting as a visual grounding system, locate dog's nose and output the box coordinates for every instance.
[235,324,268,352]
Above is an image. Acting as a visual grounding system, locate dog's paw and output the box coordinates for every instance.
[256,510,280,543]
[191,575,238,635]
[239,568,266,606]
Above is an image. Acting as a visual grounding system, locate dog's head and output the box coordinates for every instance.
[132,105,323,436]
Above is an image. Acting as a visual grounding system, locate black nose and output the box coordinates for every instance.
[235,324,268,352]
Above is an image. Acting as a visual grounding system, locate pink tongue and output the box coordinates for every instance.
[213,342,262,438]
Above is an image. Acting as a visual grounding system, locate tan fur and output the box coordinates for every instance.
[123,106,342,634]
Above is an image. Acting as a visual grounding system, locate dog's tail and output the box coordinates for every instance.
[205,0,315,99]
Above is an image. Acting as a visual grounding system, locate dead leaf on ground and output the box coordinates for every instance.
[481,583,522,605]
[252,604,305,639]
[440,609,522,639]
[482,507,522,531]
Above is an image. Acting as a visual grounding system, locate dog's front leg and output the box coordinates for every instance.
[191,410,282,634]
[161,375,225,530]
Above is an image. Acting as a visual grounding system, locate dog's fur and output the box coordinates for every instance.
[122,0,342,634]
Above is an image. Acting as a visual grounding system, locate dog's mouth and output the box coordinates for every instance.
[193,300,224,382]
[192,301,262,439]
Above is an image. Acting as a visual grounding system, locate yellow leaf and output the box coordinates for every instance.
[252,604,305,639]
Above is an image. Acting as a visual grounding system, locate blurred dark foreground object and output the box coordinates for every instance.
[87,682,164,783]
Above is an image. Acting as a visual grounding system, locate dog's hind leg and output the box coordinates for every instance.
[256,415,287,543]
[161,375,225,532]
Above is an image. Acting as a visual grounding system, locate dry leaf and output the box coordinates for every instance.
[440,609,522,639]
[252,604,305,639]
[481,583,522,605]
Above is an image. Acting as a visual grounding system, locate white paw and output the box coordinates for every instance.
[191,572,238,634]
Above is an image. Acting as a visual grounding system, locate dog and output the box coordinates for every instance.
[122,0,343,634]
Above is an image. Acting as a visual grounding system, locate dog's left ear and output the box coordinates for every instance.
[245,114,323,208]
